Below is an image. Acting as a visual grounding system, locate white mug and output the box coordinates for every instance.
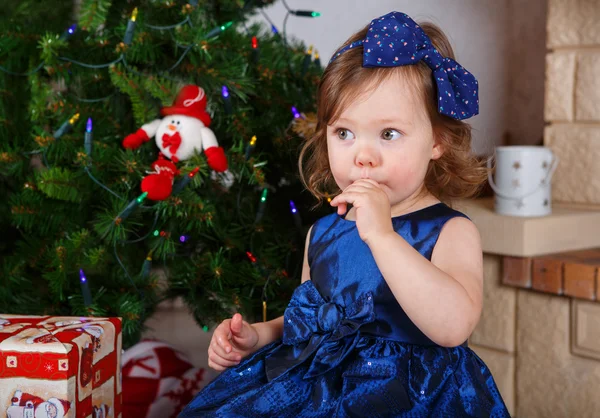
[487,146,558,217]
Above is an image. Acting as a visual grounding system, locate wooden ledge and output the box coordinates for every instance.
[454,198,600,257]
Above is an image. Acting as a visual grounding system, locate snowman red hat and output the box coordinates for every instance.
[160,85,212,127]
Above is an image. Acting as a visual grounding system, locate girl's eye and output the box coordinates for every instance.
[381,129,402,141]
[336,129,355,141]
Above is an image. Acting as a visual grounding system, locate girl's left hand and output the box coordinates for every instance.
[330,179,394,245]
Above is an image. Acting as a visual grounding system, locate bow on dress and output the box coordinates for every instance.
[265,280,375,381]
[329,11,479,121]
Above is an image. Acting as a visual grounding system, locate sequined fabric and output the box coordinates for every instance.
[179,203,511,417]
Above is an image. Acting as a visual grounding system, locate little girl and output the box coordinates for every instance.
[180,11,510,417]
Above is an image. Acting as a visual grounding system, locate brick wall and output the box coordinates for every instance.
[544,0,600,204]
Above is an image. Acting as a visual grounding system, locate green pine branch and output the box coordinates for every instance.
[78,0,112,33]
[0,0,327,347]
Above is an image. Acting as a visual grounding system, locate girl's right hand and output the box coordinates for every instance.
[208,313,259,371]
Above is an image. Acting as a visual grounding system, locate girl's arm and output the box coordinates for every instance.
[368,217,483,347]
[251,316,284,351]
[251,225,313,350]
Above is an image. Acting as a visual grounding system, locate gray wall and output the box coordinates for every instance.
[254,0,547,155]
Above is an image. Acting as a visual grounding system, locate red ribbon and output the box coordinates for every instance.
[162,132,182,156]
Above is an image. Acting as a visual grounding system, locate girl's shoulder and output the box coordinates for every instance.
[385,202,470,225]
[308,212,340,242]
[429,202,470,222]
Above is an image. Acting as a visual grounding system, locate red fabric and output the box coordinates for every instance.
[204,146,228,172]
[14,392,44,407]
[160,85,212,127]
[122,339,211,418]
[122,128,150,149]
[140,157,180,201]
[150,156,178,174]
[161,132,182,157]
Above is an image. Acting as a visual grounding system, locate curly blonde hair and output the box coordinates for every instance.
[299,21,487,205]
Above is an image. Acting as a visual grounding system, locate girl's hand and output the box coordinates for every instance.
[208,313,259,371]
[330,179,395,245]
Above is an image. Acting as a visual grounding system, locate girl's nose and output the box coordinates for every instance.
[168,124,177,131]
[355,143,380,168]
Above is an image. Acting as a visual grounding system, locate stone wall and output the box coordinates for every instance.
[470,255,517,416]
[544,0,600,204]
[471,253,600,418]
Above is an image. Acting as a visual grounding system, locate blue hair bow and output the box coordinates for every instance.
[330,12,479,120]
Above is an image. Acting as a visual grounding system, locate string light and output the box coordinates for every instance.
[271,25,279,34]
[251,36,260,63]
[261,273,273,322]
[179,235,189,243]
[124,8,138,45]
[79,269,92,306]
[59,24,77,41]
[290,10,321,18]
[84,117,93,156]
[290,200,302,230]
[116,191,148,222]
[245,135,257,160]
[246,251,257,263]
[221,85,232,115]
[314,50,321,70]
[53,113,80,139]
[291,106,301,119]
[255,188,268,223]
[302,45,313,75]
[136,191,148,203]
[205,21,233,39]
[141,253,152,279]
[263,299,267,322]
[172,166,200,194]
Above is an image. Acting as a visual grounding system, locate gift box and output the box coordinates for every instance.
[0,315,122,418]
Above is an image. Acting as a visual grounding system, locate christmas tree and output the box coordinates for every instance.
[0,0,326,348]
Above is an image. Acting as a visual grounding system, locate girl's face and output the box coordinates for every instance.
[326,74,443,210]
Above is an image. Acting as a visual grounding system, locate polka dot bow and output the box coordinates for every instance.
[330,12,479,120]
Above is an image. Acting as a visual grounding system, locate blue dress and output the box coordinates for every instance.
[179,203,511,417]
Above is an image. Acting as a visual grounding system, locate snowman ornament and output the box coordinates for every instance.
[123,85,229,200]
